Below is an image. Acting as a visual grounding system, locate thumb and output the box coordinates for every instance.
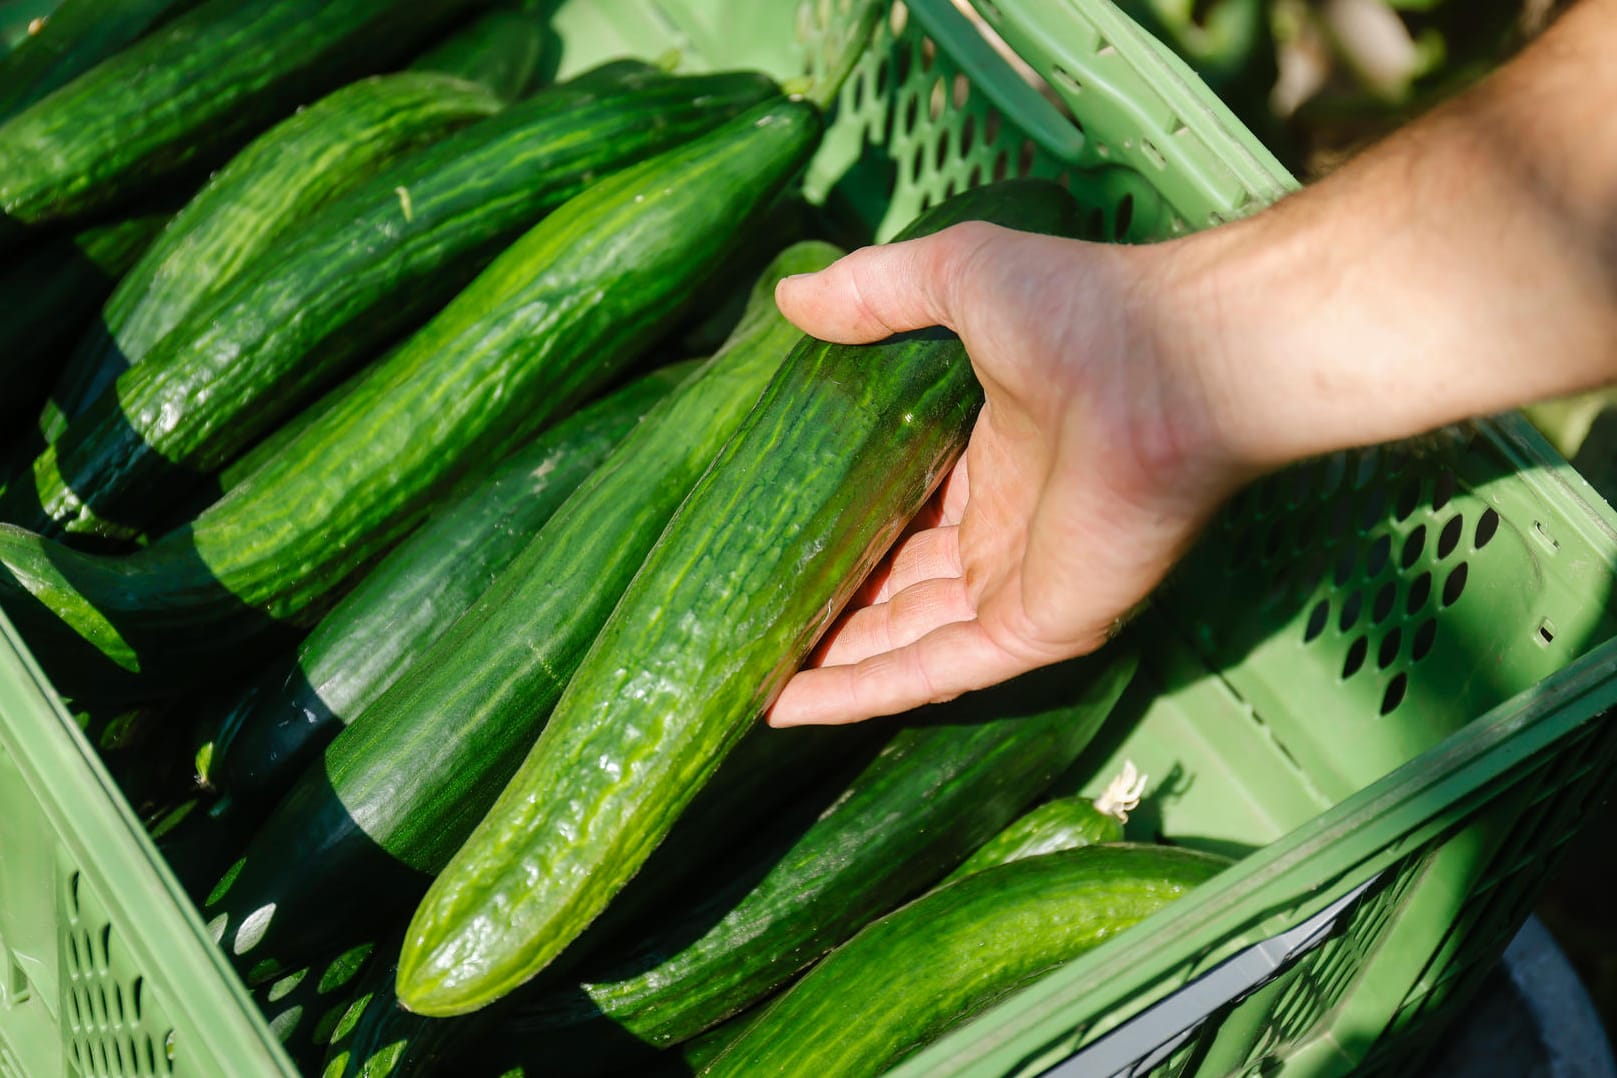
[775,221,1001,344]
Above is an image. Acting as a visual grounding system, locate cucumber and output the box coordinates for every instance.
[38,72,504,448]
[940,767,1146,885]
[144,343,408,540]
[317,720,872,1078]
[212,362,374,497]
[0,2,61,55]
[261,942,381,1076]
[674,1011,756,1076]
[0,0,198,124]
[319,940,464,1078]
[197,359,694,802]
[0,0,484,242]
[5,65,777,544]
[0,210,168,437]
[409,8,546,102]
[202,238,836,986]
[701,845,1230,1077]
[479,654,1136,1067]
[0,95,817,704]
[398,179,1085,1018]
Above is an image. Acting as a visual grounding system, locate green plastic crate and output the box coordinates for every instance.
[3,1,1616,1075]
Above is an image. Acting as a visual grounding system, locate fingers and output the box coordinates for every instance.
[871,526,962,603]
[774,222,1002,344]
[937,453,970,523]
[767,619,1032,727]
[849,453,969,606]
[816,575,972,667]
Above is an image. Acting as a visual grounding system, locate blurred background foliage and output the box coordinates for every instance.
[1116,0,1569,178]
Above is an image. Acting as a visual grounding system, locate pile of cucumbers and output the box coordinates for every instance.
[0,2,1231,1074]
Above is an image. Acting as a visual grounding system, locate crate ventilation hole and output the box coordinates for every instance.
[813,0,1146,240]
[1223,454,1502,717]
[63,870,174,1077]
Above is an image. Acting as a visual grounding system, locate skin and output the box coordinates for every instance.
[768,0,1617,727]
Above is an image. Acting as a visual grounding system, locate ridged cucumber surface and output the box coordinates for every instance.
[323,717,878,1078]
[483,653,1136,1065]
[0,210,168,436]
[199,360,693,803]
[0,0,198,124]
[409,7,546,102]
[200,235,833,986]
[39,71,503,446]
[0,0,482,240]
[0,98,815,704]
[7,65,776,543]
[397,179,1085,1017]
[943,793,1130,885]
[701,845,1229,1077]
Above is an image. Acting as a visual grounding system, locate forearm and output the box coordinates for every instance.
[1158,0,1617,470]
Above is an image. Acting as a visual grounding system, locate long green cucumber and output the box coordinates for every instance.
[143,342,409,539]
[409,8,547,102]
[197,360,695,801]
[0,97,817,704]
[398,179,1085,1017]
[38,73,504,449]
[702,845,1230,1077]
[318,719,876,1078]
[0,0,484,242]
[201,237,835,986]
[2,106,808,698]
[212,362,376,496]
[0,0,198,124]
[941,770,1145,885]
[0,210,168,436]
[479,654,1136,1069]
[8,64,775,544]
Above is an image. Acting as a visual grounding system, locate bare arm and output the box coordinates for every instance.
[767,0,1617,727]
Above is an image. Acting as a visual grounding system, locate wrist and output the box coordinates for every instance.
[1131,215,1306,484]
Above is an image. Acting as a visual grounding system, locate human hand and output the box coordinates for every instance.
[765,222,1260,727]
[765,0,1617,728]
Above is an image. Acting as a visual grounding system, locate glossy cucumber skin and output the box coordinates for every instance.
[943,795,1127,885]
[322,708,875,1078]
[0,0,481,240]
[0,2,63,55]
[145,341,409,538]
[409,7,547,102]
[39,72,503,446]
[487,654,1137,1065]
[203,361,694,804]
[702,845,1228,1077]
[199,232,833,987]
[0,210,168,436]
[398,179,1086,1018]
[0,97,809,707]
[318,939,478,1078]
[8,66,778,543]
[0,0,200,124]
